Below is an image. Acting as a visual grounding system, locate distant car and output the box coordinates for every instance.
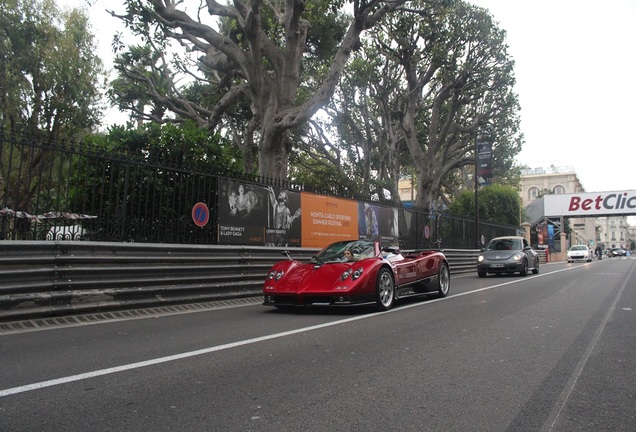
[567,245,593,262]
[477,236,539,277]
[607,247,626,257]
[263,240,450,311]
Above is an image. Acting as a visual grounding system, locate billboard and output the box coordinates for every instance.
[544,191,636,217]
[358,203,399,245]
[300,193,358,248]
[217,180,403,248]
[265,186,302,247]
[218,180,268,245]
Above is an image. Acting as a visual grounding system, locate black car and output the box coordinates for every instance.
[607,247,626,257]
[477,236,540,277]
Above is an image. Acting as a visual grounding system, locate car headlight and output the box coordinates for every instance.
[268,270,285,280]
[352,267,364,280]
[513,253,523,261]
[341,267,364,281]
[478,255,484,262]
[341,269,352,281]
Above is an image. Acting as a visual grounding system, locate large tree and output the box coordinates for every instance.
[0,0,104,140]
[0,0,104,224]
[384,0,522,213]
[109,0,415,180]
[319,41,409,199]
[319,0,521,213]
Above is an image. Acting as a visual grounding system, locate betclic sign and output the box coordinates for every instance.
[544,191,636,217]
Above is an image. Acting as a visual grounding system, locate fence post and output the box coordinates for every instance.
[121,163,130,239]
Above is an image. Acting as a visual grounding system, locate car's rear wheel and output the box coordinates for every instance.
[375,268,395,311]
[437,263,450,297]
[532,261,539,274]
[520,259,528,276]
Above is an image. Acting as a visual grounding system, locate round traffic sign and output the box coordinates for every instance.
[192,202,209,227]
[424,225,430,239]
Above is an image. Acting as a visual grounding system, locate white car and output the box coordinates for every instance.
[567,245,593,262]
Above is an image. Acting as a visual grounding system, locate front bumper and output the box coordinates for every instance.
[263,293,375,307]
[567,254,589,261]
[477,261,525,274]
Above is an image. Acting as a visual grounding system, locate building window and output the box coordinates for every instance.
[553,185,565,194]
[528,187,540,200]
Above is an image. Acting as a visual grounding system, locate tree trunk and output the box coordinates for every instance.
[259,125,288,180]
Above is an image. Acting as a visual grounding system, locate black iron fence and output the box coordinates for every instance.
[1,132,521,248]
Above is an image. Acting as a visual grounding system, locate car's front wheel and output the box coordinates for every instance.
[437,263,450,297]
[375,268,395,311]
[520,259,529,276]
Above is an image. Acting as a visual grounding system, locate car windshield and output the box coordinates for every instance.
[312,240,376,263]
[570,245,587,251]
[486,238,522,251]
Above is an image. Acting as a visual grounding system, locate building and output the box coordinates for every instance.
[519,166,584,208]
[596,217,631,250]
[398,175,415,204]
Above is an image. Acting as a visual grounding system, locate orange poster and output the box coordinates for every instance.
[300,193,359,248]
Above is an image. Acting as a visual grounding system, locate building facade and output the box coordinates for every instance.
[519,166,585,208]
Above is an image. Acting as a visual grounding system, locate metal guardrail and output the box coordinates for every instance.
[0,241,479,321]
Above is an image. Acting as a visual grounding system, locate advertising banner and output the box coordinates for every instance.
[265,186,302,247]
[476,136,493,186]
[218,182,404,248]
[218,179,267,245]
[358,203,399,245]
[300,193,358,248]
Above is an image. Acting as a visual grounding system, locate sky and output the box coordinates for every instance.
[469,0,636,194]
[61,0,636,195]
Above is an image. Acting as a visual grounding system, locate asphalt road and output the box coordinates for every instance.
[1,257,635,432]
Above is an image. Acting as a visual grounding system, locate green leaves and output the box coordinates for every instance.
[0,0,104,140]
[448,184,522,226]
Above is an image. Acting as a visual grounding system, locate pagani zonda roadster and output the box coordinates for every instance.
[263,240,450,311]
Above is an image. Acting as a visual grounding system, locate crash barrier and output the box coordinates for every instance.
[0,241,480,322]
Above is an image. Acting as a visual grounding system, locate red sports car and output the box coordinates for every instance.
[263,240,450,311]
